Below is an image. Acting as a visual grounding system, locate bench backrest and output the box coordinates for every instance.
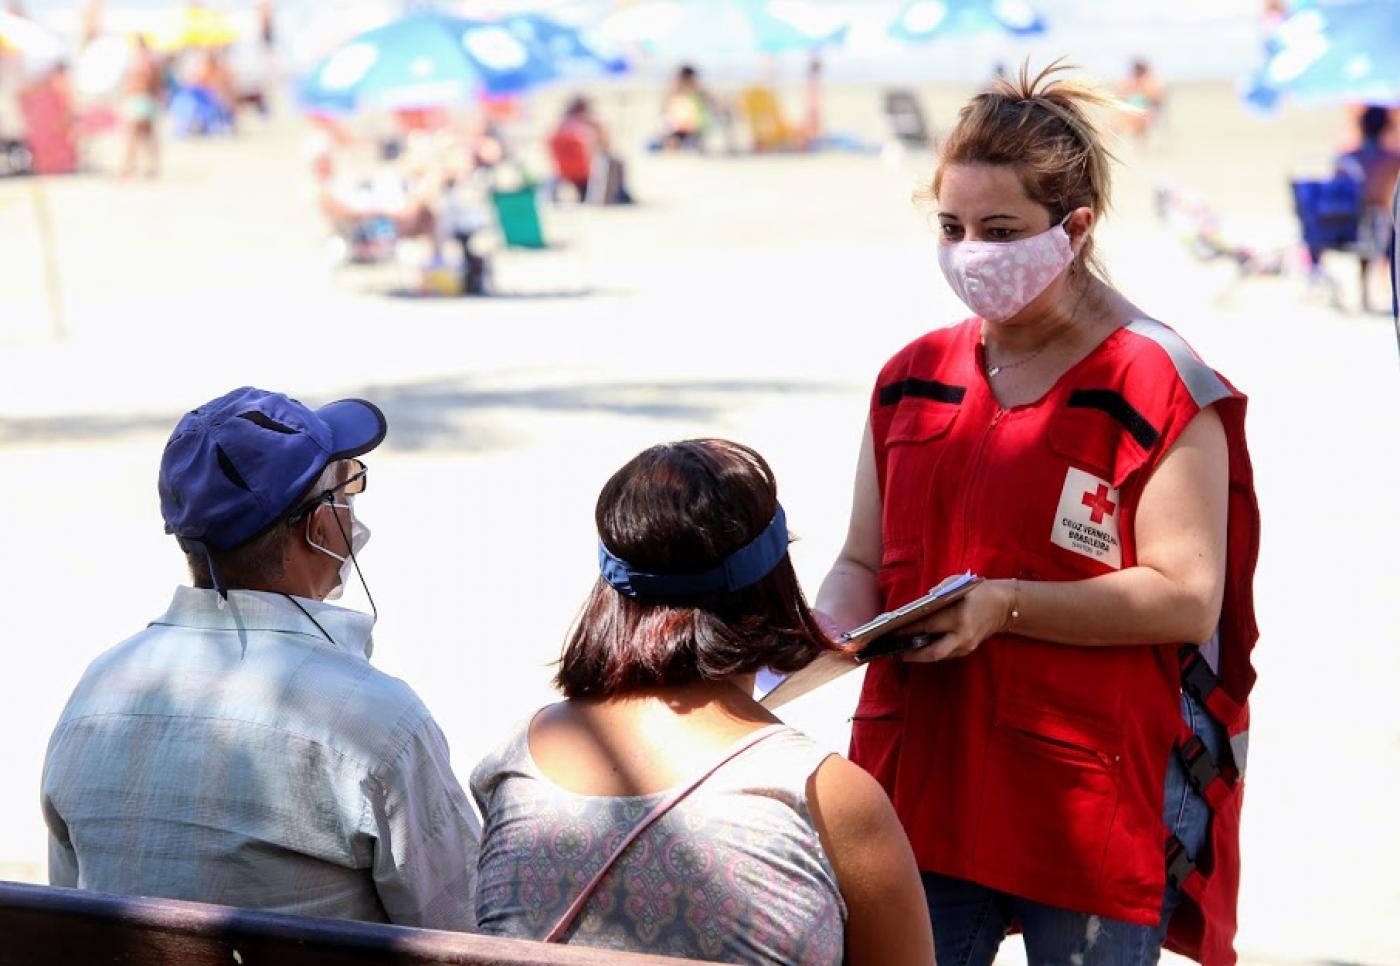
[0,880,699,966]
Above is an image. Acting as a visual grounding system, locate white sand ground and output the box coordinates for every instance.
[1,80,1397,964]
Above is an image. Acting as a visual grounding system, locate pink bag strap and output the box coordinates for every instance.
[543,723,790,943]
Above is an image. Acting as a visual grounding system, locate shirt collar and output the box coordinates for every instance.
[154,585,376,660]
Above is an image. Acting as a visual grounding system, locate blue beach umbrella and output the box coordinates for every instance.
[1244,0,1400,110]
[589,0,848,59]
[297,12,556,115]
[889,0,1047,42]
[502,13,629,80]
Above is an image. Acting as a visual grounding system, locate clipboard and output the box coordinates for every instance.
[759,572,981,710]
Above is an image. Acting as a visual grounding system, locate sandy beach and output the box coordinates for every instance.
[1,78,1397,964]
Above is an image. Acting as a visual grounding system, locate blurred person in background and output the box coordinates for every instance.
[189,47,237,128]
[549,94,632,204]
[41,387,480,929]
[1340,103,1398,152]
[472,439,934,966]
[230,34,276,118]
[1117,57,1164,142]
[119,33,162,177]
[79,0,102,46]
[257,0,274,49]
[817,65,1260,965]
[456,109,507,173]
[801,57,824,150]
[660,63,712,150]
[1336,106,1400,313]
[311,138,443,264]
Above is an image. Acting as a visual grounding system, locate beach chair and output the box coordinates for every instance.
[1290,173,1363,307]
[741,86,798,152]
[169,86,234,138]
[883,89,932,150]
[1291,173,1362,260]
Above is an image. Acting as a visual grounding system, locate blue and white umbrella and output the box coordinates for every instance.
[589,0,848,59]
[501,13,629,80]
[297,11,556,115]
[889,0,1046,42]
[1244,0,1400,110]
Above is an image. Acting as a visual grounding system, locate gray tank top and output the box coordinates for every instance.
[470,716,847,965]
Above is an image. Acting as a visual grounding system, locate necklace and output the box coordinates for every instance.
[984,340,1050,378]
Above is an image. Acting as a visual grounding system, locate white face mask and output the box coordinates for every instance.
[307,502,370,602]
[936,214,1076,322]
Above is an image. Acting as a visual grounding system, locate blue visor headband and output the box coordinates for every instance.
[598,505,789,598]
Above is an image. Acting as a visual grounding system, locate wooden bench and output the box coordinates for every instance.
[0,880,701,966]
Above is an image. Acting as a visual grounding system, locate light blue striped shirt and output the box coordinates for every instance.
[41,586,479,930]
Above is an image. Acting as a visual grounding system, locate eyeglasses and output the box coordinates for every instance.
[287,459,367,522]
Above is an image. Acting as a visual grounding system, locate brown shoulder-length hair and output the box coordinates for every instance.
[556,439,833,699]
[929,60,1118,277]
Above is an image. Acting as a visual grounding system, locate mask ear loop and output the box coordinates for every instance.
[304,497,346,562]
[325,499,377,622]
[1060,207,1085,273]
[279,502,341,646]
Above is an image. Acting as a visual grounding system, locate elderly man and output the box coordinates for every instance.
[41,387,479,929]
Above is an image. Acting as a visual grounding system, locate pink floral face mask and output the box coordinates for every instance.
[937,215,1075,322]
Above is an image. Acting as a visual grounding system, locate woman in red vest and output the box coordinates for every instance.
[816,64,1260,965]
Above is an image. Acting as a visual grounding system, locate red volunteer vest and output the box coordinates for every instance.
[854,318,1260,965]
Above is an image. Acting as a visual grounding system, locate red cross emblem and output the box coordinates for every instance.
[1081,484,1117,524]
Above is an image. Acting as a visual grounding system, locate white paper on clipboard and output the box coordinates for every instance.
[758,572,981,710]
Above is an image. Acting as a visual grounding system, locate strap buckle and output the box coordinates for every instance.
[1179,645,1218,705]
[1178,734,1221,797]
[1166,834,1197,889]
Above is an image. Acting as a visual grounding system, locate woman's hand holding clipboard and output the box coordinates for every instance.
[759,572,982,709]
[841,572,983,662]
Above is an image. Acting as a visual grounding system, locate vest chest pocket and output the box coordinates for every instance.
[881,404,960,546]
[1049,410,1120,481]
[1048,397,1153,486]
[888,401,959,447]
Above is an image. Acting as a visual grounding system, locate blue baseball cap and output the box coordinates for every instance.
[159,386,387,554]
